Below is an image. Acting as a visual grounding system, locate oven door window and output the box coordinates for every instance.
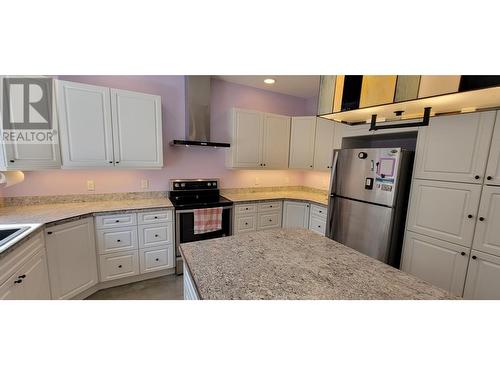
[178,209,231,244]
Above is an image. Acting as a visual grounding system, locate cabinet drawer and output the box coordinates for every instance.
[95,213,137,228]
[139,245,174,274]
[258,201,282,212]
[235,215,257,234]
[96,226,138,254]
[310,204,327,219]
[257,212,282,230]
[309,216,327,236]
[235,204,257,215]
[99,250,139,281]
[137,210,173,225]
[138,223,173,248]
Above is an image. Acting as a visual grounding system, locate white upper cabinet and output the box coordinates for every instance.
[0,77,61,170]
[406,179,482,247]
[485,112,500,185]
[262,113,290,169]
[56,80,114,168]
[289,116,316,169]
[282,201,310,229]
[226,108,290,169]
[313,117,336,170]
[472,185,500,257]
[56,80,163,169]
[110,89,163,168]
[414,111,496,184]
[401,231,469,296]
[45,217,98,299]
[463,250,500,299]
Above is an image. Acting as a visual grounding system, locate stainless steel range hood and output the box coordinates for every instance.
[171,76,230,148]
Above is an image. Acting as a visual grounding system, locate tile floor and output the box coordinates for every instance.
[86,275,183,300]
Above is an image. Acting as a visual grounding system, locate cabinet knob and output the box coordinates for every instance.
[115,220,120,223]
[263,163,266,166]
[9,160,15,163]
[14,279,22,284]
[154,216,158,219]
[310,165,313,168]
[474,175,480,180]
[268,219,272,222]
[245,222,248,225]
[245,208,249,210]
[47,231,53,235]
[109,161,113,164]
[479,217,485,221]
[118,265,122,268]
[117,239,121,242]
[318,225,321,228]
[472,255,477,260]
[467,214,473,219]
[18,275,26,279]
[115,161,120,164]
[487,176,492,180]
[460,252,466,256]
[319,210,323,213]
[155,258,159,262]
[155,234,159,238]
[269,205,273,208]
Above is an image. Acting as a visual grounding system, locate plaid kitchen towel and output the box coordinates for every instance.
[193,207,223,234]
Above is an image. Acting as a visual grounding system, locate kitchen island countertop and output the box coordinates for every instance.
[180,228,455,300]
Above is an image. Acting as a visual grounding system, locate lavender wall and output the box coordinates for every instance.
[2,76,315,197]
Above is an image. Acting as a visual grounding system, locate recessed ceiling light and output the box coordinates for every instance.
[264,78,275,85]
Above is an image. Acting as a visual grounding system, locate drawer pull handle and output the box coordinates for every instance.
[474,175,480,180]
[115,220,120,223]
[47,231,53,235]
[14,279,23,284]
[467,214,473,219]
[268,219,272,222]
[117,239,121,242]
[155,258,159,262]
[487,176,492,180]
[245,208,249,210]
[460,252,466,256]
[154,216,158,219]
[118,265,122,268]
[472,255,477,260]
[18,275,26,279]
[479,217,485,222]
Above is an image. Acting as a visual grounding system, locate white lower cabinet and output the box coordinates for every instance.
[257,211,282,230]
[45,217,99,299]
[463,250,500,299]
[401,231,469,296]
[282,201,310,229]
[99,250,140,281]
[234,215,257,234]
[140,245,174,274]
[308,204,327,236]
[406,179,481,247]
[0,247,51,300]
[233,201,283,234]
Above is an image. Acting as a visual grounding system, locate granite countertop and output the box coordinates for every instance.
[0,198,173,225]
[221,190,328,206]
[180,228,455,300]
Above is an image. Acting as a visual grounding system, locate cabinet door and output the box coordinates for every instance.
[472,186,500,256]
[313,117,336,170]
[0,251,51,300]
[1,78,61,170]
[485,112,500,185]
[229,109,263,168]
[282,201,310,228]
[56,80,114,168]
[417,75,460,98]
[262,113,290,169]
[289,117,316,169]
[463,250,500,299]
[406,179,481,247]
[414,111,495,183]
[401,231,469,296]
[45,217,98,299]
[110,89,163,168]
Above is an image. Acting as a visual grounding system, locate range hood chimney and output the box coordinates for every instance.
[171,76,230,148]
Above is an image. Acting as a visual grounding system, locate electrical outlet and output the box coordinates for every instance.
[86,180,95,191]
[141,179,149,190]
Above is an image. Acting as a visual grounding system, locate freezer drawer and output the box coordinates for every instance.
[329,196,394,264]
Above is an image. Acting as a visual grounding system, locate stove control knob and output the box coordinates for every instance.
[181,183,185,187]
[174,183,179,188]
[207,182,211,186]
[213,182,217,187]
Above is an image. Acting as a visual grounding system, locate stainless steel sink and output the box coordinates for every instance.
[0,226,30,248]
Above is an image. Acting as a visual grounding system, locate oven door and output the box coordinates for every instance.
[175,206,233,274]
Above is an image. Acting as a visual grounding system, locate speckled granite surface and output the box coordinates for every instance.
[0,198,173,225]
[180,228,455,300]
[221,190,328,206]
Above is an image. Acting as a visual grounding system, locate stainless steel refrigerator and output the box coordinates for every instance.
[326,147,414,268]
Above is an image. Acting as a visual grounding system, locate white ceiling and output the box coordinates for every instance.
[215,75,320,99]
